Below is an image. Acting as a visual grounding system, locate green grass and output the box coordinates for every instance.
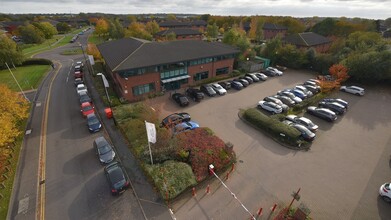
[0,117,28,219]
[0,65,50,91]
[22,35,64,55]
[88,34,104,45]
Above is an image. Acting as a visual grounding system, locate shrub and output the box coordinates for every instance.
[118,118,148,156]
[21,58,52,66]
[144,160,197,200]
[290,92,328,114]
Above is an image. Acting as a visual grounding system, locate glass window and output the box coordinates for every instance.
[132,83,155,96]
[216,67,229,75]
[193,71,209,81]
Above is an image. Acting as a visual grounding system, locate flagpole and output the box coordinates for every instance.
[145,120,154,165]
[148,141,153,165]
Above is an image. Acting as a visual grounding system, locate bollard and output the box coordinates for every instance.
[230,163,235,173]
[257,207,263,216]
[225,171,230,180]
[270,203,277,212]
[206,184,210,194]
[192,187,196,197]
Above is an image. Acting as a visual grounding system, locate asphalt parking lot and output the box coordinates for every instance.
[152,69,391,220]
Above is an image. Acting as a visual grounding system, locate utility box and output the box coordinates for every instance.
[105,108,113,119]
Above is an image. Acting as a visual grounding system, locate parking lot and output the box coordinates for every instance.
[151,69,391,220]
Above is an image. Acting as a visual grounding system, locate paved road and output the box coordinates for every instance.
[153,70,391,220]
[9,31,172,220]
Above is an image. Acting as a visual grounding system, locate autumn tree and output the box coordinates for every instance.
[206,23,218,38]
[167,14,176,21]
[95,18,109,38]
[108,18,124,39]
[125,22,152,40]
[33,21,58,39]
[145,21,160,35]
[329,64,349,83]
[166,32,176,41]
[0,35,24,69]
[0,85,29,147]
[56,22,71,34]
[87,43,102,60]
[18,24,45,44]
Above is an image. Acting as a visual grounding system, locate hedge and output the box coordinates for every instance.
[22,58,52,66]
[289,92,328,115]
[243,108,303,147]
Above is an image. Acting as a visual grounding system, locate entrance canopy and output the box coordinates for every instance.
[161,75,190,84]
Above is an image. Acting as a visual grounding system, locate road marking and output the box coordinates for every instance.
[66,60,74,83]
[36,60,62,220]
[17,197,29,214]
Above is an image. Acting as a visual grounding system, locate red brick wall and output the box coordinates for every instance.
[263,29,287,40]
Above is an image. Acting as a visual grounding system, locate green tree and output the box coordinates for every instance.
[166,32,176,41]
[199,14,210,22]
[346,31,385,52]
[311,18,336,36]
[261,37,282,64]
[255,18,264,42]
[167,14,176,21]
[0,35,24,69]
[18,24,44,44]
[125,22,152,40]
[385,17,391,28]
[276,44,308,69]
[56,22,71,34]
[33,22,57,39]
[206,23,218,38]
[145,21,160,35]
[222,27,250,60]
[108,18,124,39]
[95,18,109,38]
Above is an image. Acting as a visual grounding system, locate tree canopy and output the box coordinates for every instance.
[0,35,24,69]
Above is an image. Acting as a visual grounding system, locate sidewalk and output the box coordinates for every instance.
[83,68,174,220]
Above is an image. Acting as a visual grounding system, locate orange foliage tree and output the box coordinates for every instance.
[87,43,102,60]
[319,64,349,93]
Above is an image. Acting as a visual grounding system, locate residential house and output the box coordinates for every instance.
[283,32,331,53]
[155,28,203,41]
[263,23,288,40]
[159,20,207,32]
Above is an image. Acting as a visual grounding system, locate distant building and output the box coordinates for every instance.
[0,21,26,34]
[159,20,207,32]
[155,28,202,41]
[97,38,239,102]
[283,32,331,53]
[263,23,288,40]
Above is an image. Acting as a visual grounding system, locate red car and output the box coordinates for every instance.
[81,102,94,118]
[74,71,83,79]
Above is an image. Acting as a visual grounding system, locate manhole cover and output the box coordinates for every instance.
[239,160,244,163]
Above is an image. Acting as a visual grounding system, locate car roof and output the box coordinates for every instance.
[95,136,109,148]
[81,102,91,107]
[349,86,364,90]
[87,113,96,118]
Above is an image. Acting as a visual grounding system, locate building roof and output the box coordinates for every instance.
[283,32,331,47]
[263,23,288,30]
[155,28,202,36]
[159,20,207,28]
[97,38,240,71]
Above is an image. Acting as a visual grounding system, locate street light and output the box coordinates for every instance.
[97,73,111,104]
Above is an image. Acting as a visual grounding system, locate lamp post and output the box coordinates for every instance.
[97,73,111,105]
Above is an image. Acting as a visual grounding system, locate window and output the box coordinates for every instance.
[193,71,209,81]
[216,67,229,75]
[132,83,155,96]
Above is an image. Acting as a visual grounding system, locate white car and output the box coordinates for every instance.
[211,83,227,95]
[257,101,283,114]
[340,85,365,96]
[277,90,302,104]
[76,61,84,68]
[379,182,391,203]
[266,67,283,76]
[255,73,268,81]
[76,84,88,95]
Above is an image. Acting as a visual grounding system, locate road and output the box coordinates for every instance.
[9,31,170,220]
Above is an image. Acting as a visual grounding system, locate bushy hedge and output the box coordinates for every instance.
[243,108,303,147]
[290,92,328,114]
[22,58,52,66]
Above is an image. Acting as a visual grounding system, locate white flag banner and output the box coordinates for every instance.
[145,121,156,143]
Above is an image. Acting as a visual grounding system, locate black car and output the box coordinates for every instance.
[79,91,92,104]
[291,124,316,141]
[185,88,204,102]
[172,93,189,107]
[94,136,115,164]
[273,95,295,107]
[218,81,231,90]
[240,76,253,84]
[230,81,243,90]
[245,73,260,82]
[318,101,346,115]
[87,113,102,132]
[200,84,217,97]
[234,78,249,87]
[307,106,337,122]
[263,69,277,77]
[104,161,130,195]
[321,98,349,109]
[303,84,320,94]
[160,112,191,128]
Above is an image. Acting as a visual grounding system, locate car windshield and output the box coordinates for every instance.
[88,116,99,124]
[83,105,93,111]
[109,168,125,187]
[214,85,222,89]
[98,145,112,155]
[78,86,85,90]
[80,95,90,102]
[179,97,187,102]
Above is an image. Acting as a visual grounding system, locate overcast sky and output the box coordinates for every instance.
[1,0,390,19]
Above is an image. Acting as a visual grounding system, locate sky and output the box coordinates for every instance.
[1,0,390,20]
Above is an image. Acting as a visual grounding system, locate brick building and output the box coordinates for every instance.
[155,28,203,41]
[263,23,288,40]
[158,20,207,32]
[283,32,332,53]
[97,38,239,102]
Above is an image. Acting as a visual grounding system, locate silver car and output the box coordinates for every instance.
[340,85,365,96]
[285,115,319,132]
[257,101,283,114]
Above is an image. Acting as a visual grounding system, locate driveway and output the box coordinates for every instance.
[150,70,391,220]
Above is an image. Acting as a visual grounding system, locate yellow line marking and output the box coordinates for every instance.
[37,61,62,220]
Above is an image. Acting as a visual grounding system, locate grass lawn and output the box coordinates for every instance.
[88,35,104,45]
[22,35,64,55]
[0,65,50,91]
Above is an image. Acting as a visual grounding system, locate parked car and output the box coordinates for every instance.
[79,91,92,104]
[93,136,115,164]
[80,102,94,118]
[307,106,337,122]
[74,65,83,72]
[76,61,84,68]
[263,96,289,112]
[295,85,313,97]
[218,81,231,90]
[240,76,253,84]
[321,98,349,109]
[160,112,191,128]
[257,101,283,114]
[291,89,308,99]
[306,79,320,85]
[87,113,102,132]
[173,121,200,134]
[254,73,268,81]
[211,83,227,95]
[200,84,217,96]
[291,124,316,141]
[74,78,84,86]
[277,90,302,103]
[266,67,283,76]
[230,81,243,90]
[234,78,249,87]
[303,84,320,94]
[76,84,88,95]
[318,101,346,115]
[245,73,260,82]
[285,115,318,132]
[340,85,365,96]
[74,71,83,79]
[172,93,189,107]
[185,88,204,102]
[379,182,391,203]
[262,69,277,77]
[104,161,130,195]
[273,95,295,107]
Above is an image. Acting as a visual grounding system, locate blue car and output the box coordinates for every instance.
[174,121,199,134]
[87,113,102,132]
[230,81,243,90]
[291,89,307,99]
